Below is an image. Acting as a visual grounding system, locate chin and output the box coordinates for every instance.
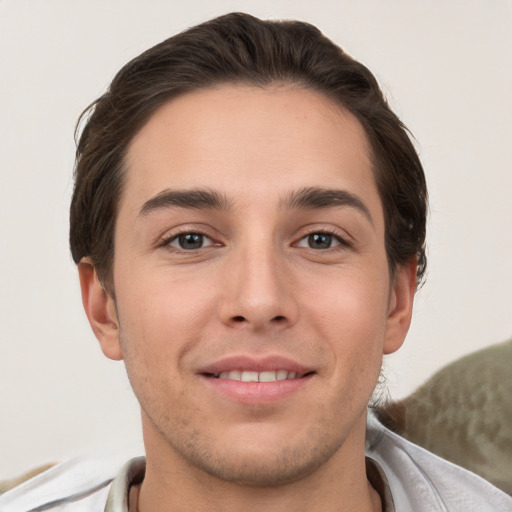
[168,422,348,488]
[188,450,327,487]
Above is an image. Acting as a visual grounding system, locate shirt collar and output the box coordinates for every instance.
[104,457,145,512]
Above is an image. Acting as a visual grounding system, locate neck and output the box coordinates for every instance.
[137,415,382,512]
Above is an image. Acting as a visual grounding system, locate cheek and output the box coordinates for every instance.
[115,270,218,366]
[309,267,390,336]
[306,268,390,380]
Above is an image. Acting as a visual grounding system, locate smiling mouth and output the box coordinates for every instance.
[201,361,315,402]
[205,370,313,382]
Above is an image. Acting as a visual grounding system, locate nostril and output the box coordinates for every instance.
[272,315,286,322]
[233,315,246,322]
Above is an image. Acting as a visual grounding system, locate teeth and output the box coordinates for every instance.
[259,371,276,382]
[276,370,288,381]
[241,371,259,382]
[216,370,301,382]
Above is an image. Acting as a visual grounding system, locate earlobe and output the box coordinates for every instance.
[383,259,417,355]
[78,258,123,361]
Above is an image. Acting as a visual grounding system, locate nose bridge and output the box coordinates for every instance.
[220,230,297,329]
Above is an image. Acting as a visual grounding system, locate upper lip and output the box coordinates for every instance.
[198,355,314,377]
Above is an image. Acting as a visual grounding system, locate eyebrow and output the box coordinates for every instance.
[139,185,373,225]
[284,187,374,225]
[139,188,231,216]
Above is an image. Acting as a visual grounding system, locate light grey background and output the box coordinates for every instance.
[1,0,511,479]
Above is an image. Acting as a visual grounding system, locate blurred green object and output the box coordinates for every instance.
[378,338,512,494]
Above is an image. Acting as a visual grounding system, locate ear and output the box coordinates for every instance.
[78,258,123,361]
[383,259,417,355]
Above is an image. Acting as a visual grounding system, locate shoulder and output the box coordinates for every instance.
[366,412,512,511]
[0,449,140,512]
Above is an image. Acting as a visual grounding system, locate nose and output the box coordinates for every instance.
[218,244,299,331]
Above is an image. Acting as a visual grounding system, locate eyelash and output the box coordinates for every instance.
[160,230,219,252]
[295,229,352,251]
[159,228,351,253]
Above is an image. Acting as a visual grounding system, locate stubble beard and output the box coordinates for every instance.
[119,325,377,490]
[142,402,353,488]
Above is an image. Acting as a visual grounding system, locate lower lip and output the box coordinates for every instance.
[201,374,314,404]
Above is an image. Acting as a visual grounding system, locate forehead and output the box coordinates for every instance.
[122,85,380,220]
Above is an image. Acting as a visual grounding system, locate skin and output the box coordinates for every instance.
[79,85,416,512]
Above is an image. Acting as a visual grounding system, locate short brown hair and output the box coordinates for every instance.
[70,12,427,292]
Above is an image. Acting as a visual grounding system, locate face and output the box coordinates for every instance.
[81,85,414,486]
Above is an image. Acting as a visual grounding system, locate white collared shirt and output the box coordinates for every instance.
[1,413,510,511]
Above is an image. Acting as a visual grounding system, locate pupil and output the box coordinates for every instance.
[309,233,331,249]
[179,233,203,249]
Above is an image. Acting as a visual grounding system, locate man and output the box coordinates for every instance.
[1,12,510,512]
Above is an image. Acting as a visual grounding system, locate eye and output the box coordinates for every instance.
[168,233,214,250]
[297,232,343,250]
